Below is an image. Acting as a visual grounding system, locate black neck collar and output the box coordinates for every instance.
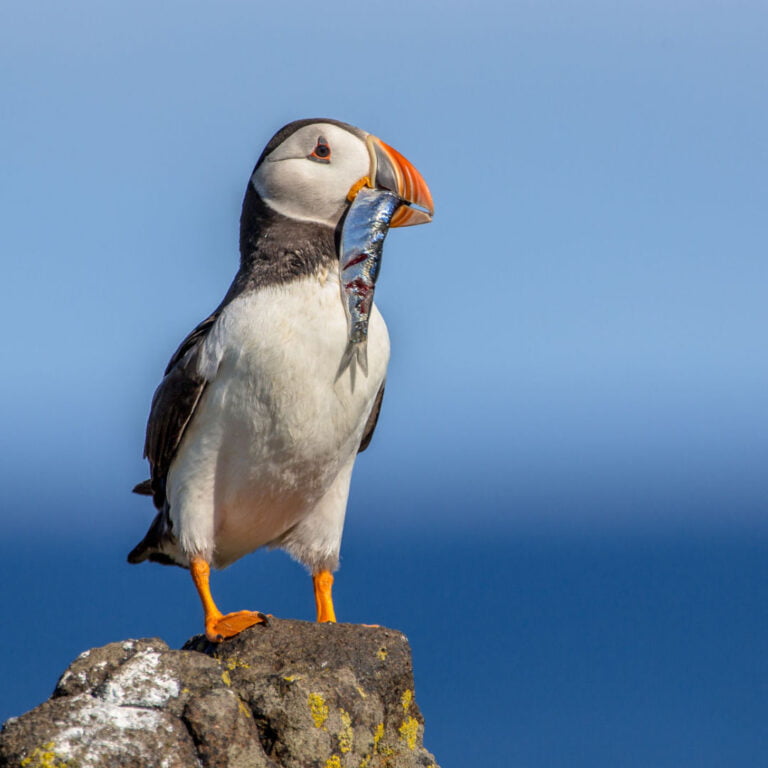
[231,182,338,294]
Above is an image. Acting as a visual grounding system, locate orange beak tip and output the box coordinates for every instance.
[369,135,434,228]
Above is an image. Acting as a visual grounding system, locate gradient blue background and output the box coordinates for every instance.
[1,1,766,765]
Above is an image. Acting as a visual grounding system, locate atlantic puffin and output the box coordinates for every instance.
[128,119,433,642]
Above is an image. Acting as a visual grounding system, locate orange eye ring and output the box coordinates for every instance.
[309,137,331,163]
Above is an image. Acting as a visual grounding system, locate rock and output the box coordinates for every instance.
[0,619,439,768]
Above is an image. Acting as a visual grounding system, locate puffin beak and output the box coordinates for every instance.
[366,136,434,227]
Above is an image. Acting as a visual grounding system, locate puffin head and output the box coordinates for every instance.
[249,118,434,230]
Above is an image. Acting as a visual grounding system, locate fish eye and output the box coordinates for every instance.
[309,138,331,162]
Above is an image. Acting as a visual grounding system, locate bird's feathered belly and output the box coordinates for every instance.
[166,272,389,567]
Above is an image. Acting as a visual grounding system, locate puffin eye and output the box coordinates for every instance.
[309,138,332,163]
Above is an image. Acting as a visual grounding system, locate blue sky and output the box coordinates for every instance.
[1,2,767,765]
[2,0,767,534]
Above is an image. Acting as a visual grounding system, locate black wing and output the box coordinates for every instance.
[358,382,385,452]
[137,312,220,509]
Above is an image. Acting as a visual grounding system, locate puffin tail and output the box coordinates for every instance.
[127,508,181,567]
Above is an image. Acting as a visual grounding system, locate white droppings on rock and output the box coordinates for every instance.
[99,651,180,708]
[58,667,88,688]
[76,649,91,661]
[122,640,136,651]
[49,695,195,768]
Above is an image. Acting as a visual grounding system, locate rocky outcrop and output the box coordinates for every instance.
[0,619,439,768]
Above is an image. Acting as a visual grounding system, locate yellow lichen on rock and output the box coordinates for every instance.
[20,743,73,768]
[238,700,252,718]
[401,688,413,712]
[360,722,388,767]
[308,692,329,729]
[338,708,354,753]
[376,647,388,660]
[375,722,395,757]
[325,755,342,768]
[398,716,419,750]
[221,670,232,687]
[226,657,251,671]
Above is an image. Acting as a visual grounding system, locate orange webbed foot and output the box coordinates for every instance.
[205,610,267,643]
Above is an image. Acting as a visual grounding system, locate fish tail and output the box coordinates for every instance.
[336,341,355,380]
[357,342,369,376]
[336,340,369,389]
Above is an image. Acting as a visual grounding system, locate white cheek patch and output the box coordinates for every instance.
[252,164,343,227]
[251,124,371,228]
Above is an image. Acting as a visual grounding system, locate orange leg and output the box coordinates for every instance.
[313,570,337,623]
[190,557,266,643]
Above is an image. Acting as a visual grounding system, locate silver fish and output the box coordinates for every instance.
[337,187,402,384]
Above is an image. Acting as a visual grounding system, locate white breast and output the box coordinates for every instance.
[166,268,389,568]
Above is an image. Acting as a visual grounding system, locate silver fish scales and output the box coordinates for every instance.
[337,187,402,385]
